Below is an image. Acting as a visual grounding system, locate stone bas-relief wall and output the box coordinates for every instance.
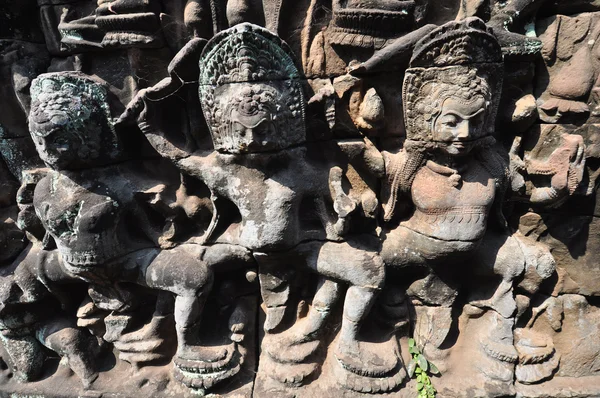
[1,1,600,397]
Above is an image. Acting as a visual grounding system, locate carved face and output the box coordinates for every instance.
[228,85,278,152]
[432,95,487,157]
[209,83,304,154]
[29,74,117,170]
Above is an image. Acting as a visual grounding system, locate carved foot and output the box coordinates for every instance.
[173,342,244,390]
[479,328,518,382]
[262,328,321,364]
[113,314,175,367]
[481,337,518,363]
[333,361,406,393]
[260,324,323,385]
[515,328,560,384]
[335,337,399,377]
[333,337,405,393]
[262,356,320,386]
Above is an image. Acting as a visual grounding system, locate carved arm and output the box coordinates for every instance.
[119,38,207,162]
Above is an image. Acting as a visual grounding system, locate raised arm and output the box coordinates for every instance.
[119,38,208,163]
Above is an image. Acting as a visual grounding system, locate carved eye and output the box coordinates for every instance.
[441,116,458,128]
[232,122,246,136]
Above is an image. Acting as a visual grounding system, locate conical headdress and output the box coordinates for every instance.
[403,17,504,148]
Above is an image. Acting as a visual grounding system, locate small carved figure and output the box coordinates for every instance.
[0,167,103,388]
[458,0,546,55]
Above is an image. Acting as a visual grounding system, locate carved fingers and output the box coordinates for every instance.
[329,166,358,222]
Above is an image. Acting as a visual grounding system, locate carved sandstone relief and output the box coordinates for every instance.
[1,2,600,398]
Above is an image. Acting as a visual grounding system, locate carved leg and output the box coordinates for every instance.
[140,245,212,355]
[301,278,341,338]
[140,243,252,391]
[260,274,341,385]
[138,246,215,375]
[37,317,102,389]
[304,238,406,391]
[336,285,380,365]
[255,251,294,333]
[468,232,527,380]
[262,277,341,364]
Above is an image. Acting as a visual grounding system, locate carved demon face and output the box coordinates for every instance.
[432,95,488,157]
[29,74,118,170]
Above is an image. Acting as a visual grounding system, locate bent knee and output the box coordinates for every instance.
[317,242,385,289]
[145,248,213,294]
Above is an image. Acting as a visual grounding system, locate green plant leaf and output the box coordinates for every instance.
[407,359,417,378]
[416,382,424,391]
[429,362,441,375]
[417,375,422,383]
[409,338,416,348]
[415,367,422,374]
[417,354,428,371]
[410,345,420,355]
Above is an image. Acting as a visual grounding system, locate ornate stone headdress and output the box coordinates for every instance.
[199,23,306,153]
[403,17,504,150]
[29,72,122,159]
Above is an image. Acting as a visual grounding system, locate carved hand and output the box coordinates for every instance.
[329,166,358,237]
[527,134,586,205]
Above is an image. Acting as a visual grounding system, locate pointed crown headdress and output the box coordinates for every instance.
[403,17,504,149]
[199,23,306,153]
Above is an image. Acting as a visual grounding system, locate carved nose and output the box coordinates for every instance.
[456,121,470,140]
[243,128,254,141]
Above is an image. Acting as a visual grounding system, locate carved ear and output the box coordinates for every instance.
[167,38,208,83]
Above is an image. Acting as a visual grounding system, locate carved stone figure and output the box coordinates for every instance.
[20,71,259,393]
[125,22,393,391]
[377,18,572,392]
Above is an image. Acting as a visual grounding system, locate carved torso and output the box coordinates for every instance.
[178,146,331,251]
[402,157,496,242]
[34,165,157,268]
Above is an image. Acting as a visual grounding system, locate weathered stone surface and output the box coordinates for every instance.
[1,1,600,397]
